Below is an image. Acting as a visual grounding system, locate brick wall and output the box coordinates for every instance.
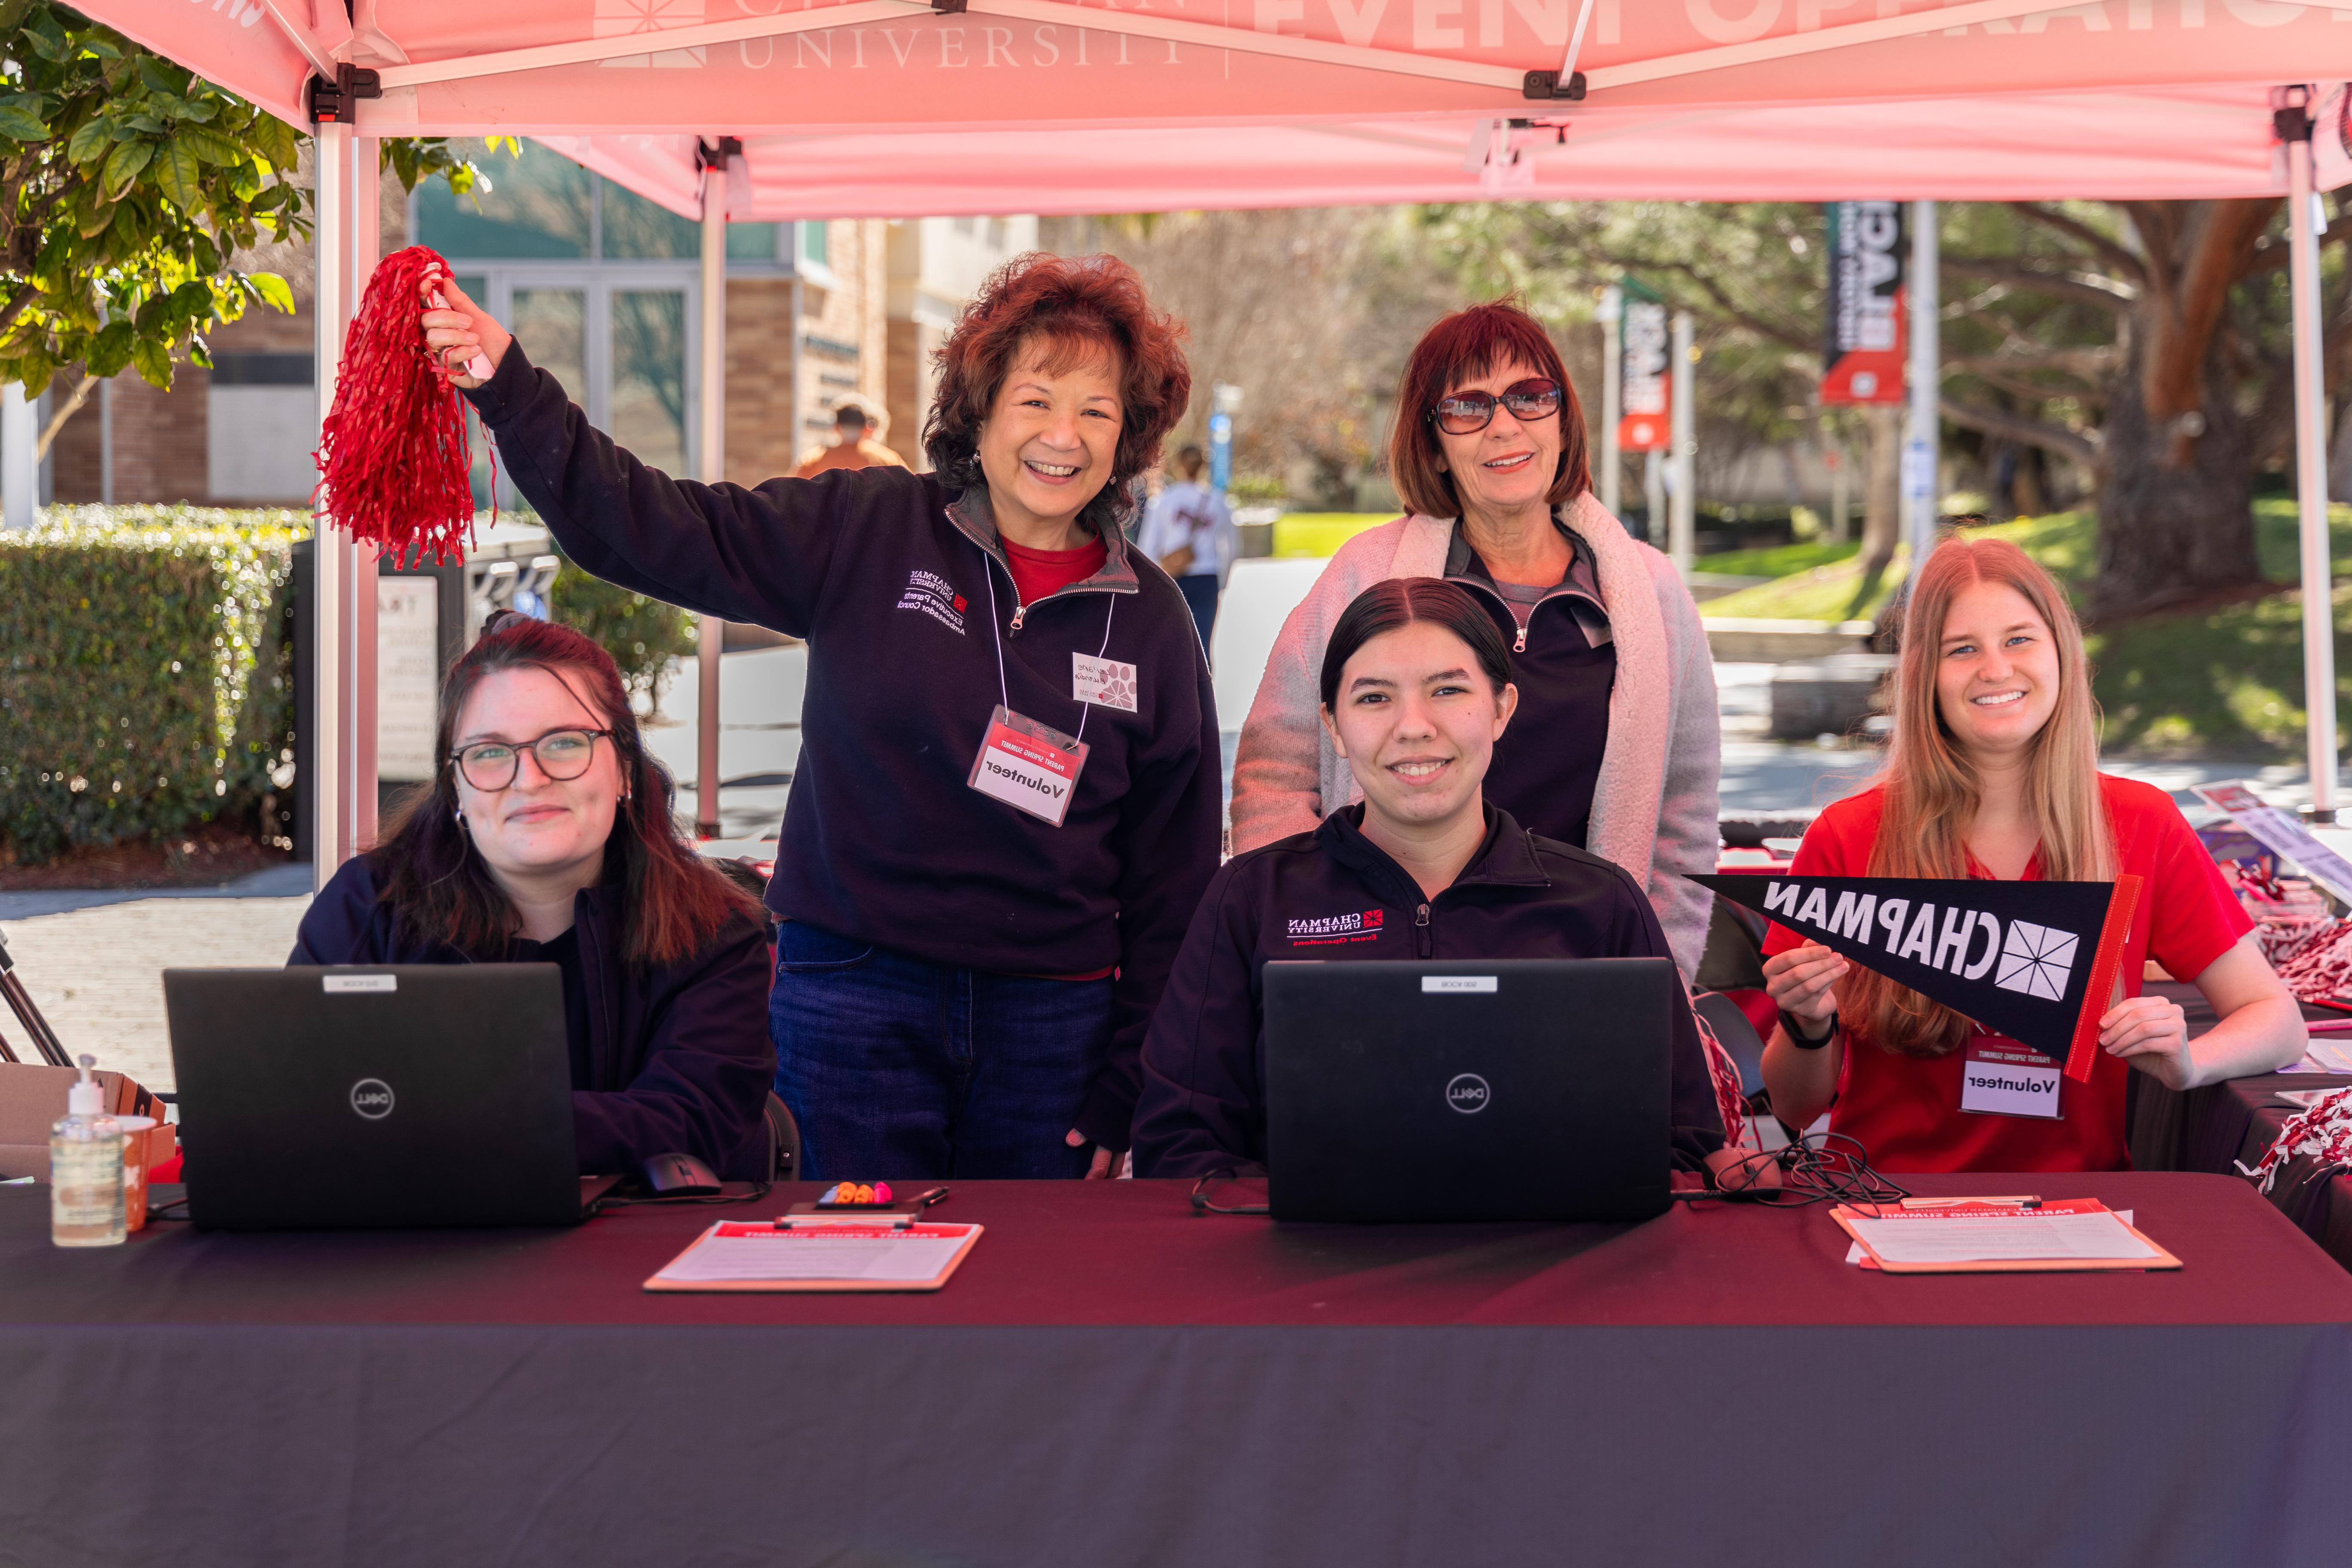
[887,317,940,474]
[724,277,798,485]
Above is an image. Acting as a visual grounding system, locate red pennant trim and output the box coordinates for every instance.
[2065,873,2142,1083]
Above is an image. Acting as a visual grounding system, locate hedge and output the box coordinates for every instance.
[0,506,302,864]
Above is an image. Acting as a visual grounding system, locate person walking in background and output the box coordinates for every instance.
[1228,299,1721,977]
[1137,444,1235,659]
[796,400,906,477]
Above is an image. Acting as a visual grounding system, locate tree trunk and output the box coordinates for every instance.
[2091,331,2261,619]
[2331,397,2352,503]
[1860,403,1902,576]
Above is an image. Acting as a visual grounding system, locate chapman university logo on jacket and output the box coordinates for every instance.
[1693,871,2142,1076]
[896,570,968,634]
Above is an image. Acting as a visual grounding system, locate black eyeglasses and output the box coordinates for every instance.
[1430,377,1563,435]
[450,729,610,791]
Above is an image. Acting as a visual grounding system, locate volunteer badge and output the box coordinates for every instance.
[1692,873,2142,1082]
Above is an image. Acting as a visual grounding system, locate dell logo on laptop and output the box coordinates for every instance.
[1445,1073,1490,1114]
[349,1078,395,1120]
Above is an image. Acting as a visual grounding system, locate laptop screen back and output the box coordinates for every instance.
[1262,958,1675,1223]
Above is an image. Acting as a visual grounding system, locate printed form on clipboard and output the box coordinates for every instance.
[1831,1199,2180,1274]
[645,1222,984,1293]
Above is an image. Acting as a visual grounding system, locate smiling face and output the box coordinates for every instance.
[977,337,1125,545]
[450,665,625,889]
[1320,619,1519,836]
[1433,357,1562,526]
[1933,580,2064,763]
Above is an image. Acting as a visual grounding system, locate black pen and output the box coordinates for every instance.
[913,1186,951,1209]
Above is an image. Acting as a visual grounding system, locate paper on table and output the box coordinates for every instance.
[1845,1210,2132,1265]
[1845,1208,2156,1265]
[2304,1040,2352,1075]
[655,1228,973,1285]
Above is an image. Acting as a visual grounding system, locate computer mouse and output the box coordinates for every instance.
[638,1151,723,1196]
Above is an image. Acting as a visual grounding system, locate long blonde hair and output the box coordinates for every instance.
[1850,535,2113,1057]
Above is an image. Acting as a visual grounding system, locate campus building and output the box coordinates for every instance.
[46,144,1035,505]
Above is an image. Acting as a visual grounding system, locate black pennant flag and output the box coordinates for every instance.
[1694,872,2143,1081]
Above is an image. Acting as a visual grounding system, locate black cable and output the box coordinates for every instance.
[1671,1130,1908,1208]
[1190,1173,1270,1215]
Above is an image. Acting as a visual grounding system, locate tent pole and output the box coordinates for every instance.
[1599,282,1621,519]
[695,144,728,840]
[2287,101,2340,821]
[1669,309,1694,576]
[349,133,381,853]
[312,119,350,890]
[1903,197,1939,584]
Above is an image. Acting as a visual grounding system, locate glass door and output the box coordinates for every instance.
[475,271,699,513]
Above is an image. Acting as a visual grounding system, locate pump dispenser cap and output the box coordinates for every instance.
[67,1054,103,1116]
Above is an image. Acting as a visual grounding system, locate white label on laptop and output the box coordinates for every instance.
[323,974,397,994]
[1422,976,1498,994]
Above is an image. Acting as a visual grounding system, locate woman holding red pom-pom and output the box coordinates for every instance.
[419,256,1219,1185]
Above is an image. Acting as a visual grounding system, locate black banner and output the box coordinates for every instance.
[1821,200,1905,405]
[1695,872,2142,1078]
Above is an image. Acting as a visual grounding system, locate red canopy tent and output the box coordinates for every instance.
[69,0,2352,879]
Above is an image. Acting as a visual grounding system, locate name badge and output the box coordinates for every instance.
[1960,1039,2063,1119]
[968,705,1088,827]
[1072,652,1139,712]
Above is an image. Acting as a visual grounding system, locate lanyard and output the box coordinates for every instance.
[979,540,1119,747]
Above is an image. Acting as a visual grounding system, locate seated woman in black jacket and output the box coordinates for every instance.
[1130,578,1727,1179]
[291,612,774,1178]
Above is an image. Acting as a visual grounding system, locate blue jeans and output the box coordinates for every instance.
[1177,573,1220,660]
[769,922,1115,1181]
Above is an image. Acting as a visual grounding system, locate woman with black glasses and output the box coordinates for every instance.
[1229,299,1721,975]
[288,611,775,1179]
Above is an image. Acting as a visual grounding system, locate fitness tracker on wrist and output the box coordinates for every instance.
[1781,1009,1838,1050]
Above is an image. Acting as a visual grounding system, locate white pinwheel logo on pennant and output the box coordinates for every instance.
[594,0,707,68]
[1993,919,2078,1001]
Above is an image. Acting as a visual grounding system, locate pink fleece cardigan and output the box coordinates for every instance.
[1227,496,1722,976]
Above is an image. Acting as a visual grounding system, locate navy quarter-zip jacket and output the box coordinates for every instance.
[465,343,1223,1149]
[290,855,776,1178]
[1130,804,1726,1178]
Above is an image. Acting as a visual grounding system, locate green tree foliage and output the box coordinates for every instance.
[0,1,510,399]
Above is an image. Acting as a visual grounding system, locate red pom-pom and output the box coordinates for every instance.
[314,245,485,564]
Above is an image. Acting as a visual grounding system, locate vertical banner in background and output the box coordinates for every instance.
[1820,201,1908,405]
[1618,279,1671,453]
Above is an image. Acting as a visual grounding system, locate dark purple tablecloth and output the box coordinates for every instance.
[2,1174,2349,1567]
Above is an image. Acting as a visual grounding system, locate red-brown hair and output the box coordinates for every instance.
[1849,533,2112,1057]
[923,252,1191,536]
[374,612,763,966]
[1387,299,1590,521]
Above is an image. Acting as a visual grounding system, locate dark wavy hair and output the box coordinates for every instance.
[922,252,1191,538]
[1388,298,1590,521]
[374,612,762,965]
[1319,578,1514,711]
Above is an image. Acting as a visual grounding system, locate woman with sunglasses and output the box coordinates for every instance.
[289,612,775,1178]
[1231,299,1720,974]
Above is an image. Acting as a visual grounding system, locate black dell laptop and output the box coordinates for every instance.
[163,966,618,1229]
[1261,958,1678,1223]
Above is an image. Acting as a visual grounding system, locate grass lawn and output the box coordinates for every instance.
[1701,501,2352,760]
[1270,512,1397,558]
[1694,539,1862,579]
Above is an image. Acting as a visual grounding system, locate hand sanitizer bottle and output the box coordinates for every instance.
[52,1054,124,1248]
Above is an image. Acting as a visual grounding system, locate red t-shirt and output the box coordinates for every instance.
[1761,776,2250,1173]
[1001,535,1107,606]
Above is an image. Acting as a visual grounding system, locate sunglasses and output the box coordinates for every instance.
[1430,378,1564,435]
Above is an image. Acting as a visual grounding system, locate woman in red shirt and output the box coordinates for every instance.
[1760,536,2303,1172]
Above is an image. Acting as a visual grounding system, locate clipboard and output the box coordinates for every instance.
[643,1221,984,1293]
[1830,1198,2182,1274]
